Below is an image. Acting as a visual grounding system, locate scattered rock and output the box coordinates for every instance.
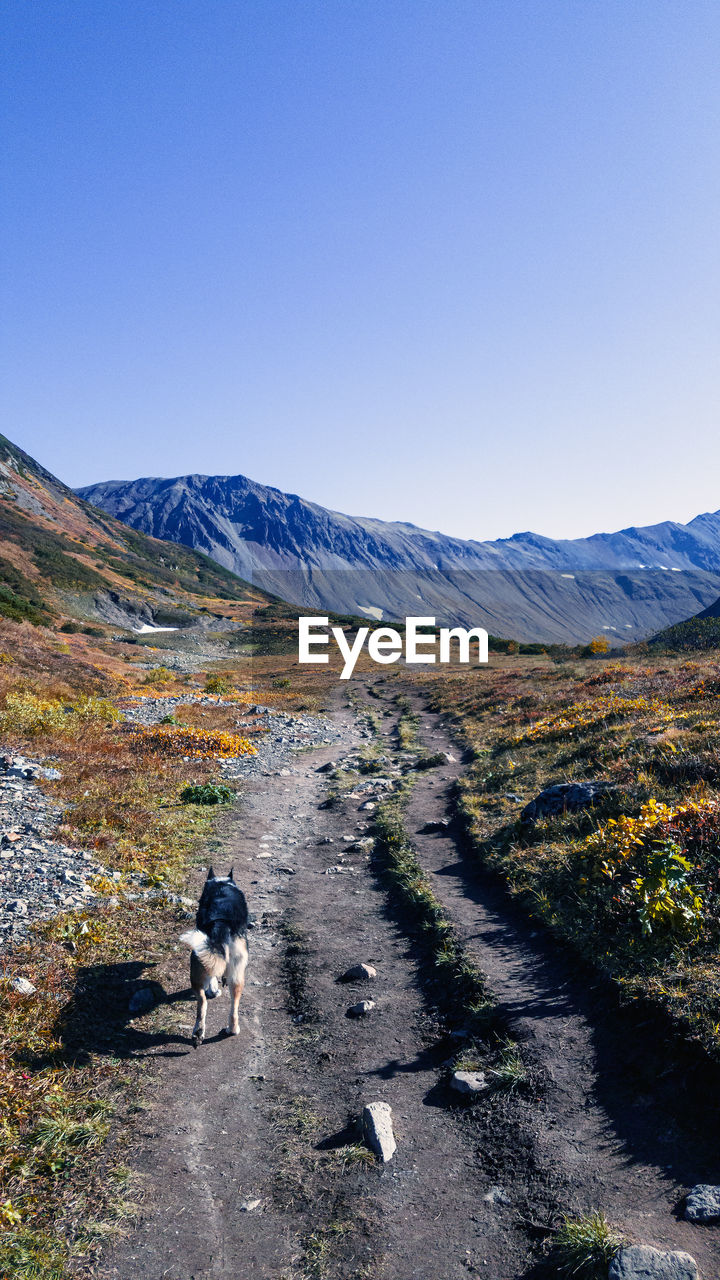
[520,780,615,824]
[482,1185,511,1205]
[685,1183,720,1221]
[10,976,36,995]
[418,818,451,834]
[317,761,337,773]
[358,800,376,812]
[608,1246,698,1279]
[129,988,155,1015]
[275,866,296,875]
[317,837,334,845]
[362,1101,396,1162]
[240,1198,262,1212]
[450,1070,488,1097]
[6,898,28,915]
[340,963,377,982]
[347,1000,375,1017]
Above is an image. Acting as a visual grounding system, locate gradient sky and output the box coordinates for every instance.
[2,1,720,542]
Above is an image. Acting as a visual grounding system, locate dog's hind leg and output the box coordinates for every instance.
[225,937,248,1037]
[190,952,209,1047]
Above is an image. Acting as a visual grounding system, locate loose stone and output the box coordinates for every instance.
[11,976,36,995]
[340,963,377,982]
[685,1184,720,1222]
[362,1101,396,1162]
[450,1070,488,1097]
[347,999,375,1017]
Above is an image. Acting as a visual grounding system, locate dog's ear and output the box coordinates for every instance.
[228,866,235,881]
[206,865,215,881]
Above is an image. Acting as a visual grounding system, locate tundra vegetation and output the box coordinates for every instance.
[400,647,720,1058]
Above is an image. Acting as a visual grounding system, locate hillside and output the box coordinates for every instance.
[78,470,720,645]
[650,589,720,651]
[0,434,276,635]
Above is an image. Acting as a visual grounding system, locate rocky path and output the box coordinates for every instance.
[98,677,720,1279]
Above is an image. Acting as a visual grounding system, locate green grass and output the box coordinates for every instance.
[0,1227,70,1280]
[180,781,235,805]
[550,1211,624,1279]
[372,787,494,1035]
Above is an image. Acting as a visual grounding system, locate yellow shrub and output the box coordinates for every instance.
[0,692,122,736]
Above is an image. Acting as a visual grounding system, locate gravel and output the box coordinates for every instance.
[0,701,343,948]
[119,695,343,780]
[0,754,111,946]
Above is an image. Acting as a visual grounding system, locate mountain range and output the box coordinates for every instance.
[77,471,720,645]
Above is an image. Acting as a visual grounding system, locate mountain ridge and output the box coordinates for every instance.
[0,435,276,633]
[78,470,720,645]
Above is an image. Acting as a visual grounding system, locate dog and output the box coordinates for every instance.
[179,866,249,1046]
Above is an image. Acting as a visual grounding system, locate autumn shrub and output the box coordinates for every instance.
[141,666,174,687]
[204,673,231,695]
[130,725,257,759]
[0,691,121,737]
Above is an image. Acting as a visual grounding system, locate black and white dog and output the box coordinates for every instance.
[180,866,249,1046]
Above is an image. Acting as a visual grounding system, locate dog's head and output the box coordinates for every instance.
[206,865,235,882]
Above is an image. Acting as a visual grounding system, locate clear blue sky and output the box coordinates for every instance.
[2,1,719,541]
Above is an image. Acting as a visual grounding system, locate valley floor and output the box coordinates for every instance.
[100,677,720,1280]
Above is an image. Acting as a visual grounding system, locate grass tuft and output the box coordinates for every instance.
[551,1211,624,1278]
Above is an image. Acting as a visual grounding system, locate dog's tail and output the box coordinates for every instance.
[179,928,229,979]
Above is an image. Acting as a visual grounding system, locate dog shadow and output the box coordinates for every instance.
[54,957,195,1064]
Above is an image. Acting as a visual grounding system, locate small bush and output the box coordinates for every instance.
[205,674,231,695]
[142,666,174,687]
[59,622,81,634]
[0,692,122,736]
[180,782,235,805]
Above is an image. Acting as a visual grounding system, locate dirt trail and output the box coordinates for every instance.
[381,681,720,1275]
[100,677,720,1280]
[103,687,532,1280]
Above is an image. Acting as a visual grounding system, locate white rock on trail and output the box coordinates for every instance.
[340,963,377,982]
[362,1102,396,1162]
[685,1184,720,1222]
[608,1245,699,1279]
[450,1070,488,1097]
